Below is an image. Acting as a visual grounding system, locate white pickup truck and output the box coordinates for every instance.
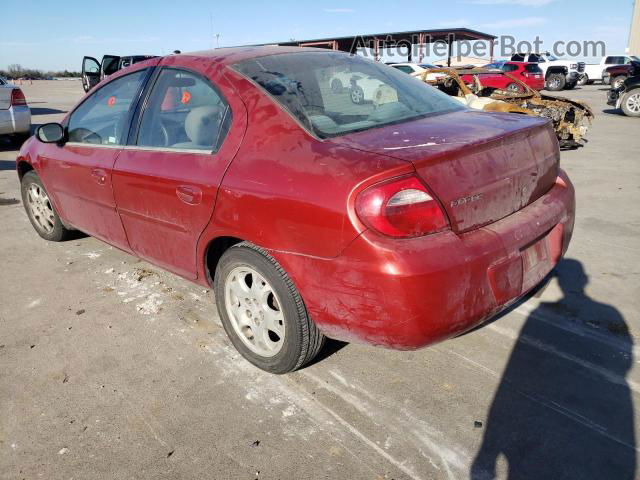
[579,55,640,85]
[510,52,584,91]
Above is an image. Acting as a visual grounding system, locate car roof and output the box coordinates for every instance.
[171,46,339,67]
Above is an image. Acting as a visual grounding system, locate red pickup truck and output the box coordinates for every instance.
[603,60,640,89]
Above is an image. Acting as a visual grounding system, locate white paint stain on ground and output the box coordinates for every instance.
[83,252,101,260]
[26,298,41,309]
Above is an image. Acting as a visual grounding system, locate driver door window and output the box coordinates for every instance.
[67,70,147,145]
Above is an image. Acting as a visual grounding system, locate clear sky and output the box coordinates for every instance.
[0,0,635,71]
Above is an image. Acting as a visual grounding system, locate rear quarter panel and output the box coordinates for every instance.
[199,68,413,262]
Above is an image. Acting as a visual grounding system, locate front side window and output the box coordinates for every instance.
[234,52,463,138]
[67,70,146,145]
[136,68,231,151]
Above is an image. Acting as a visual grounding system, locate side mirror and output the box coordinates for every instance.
[36,123,65,144]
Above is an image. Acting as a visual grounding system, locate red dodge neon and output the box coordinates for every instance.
[16,47,575,373]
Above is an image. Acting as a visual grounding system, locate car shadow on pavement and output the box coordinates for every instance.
[30,107,67,116]
[470,258,636,479]
[0,160,17,170]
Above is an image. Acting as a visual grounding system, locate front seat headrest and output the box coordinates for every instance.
[184,105,222,146]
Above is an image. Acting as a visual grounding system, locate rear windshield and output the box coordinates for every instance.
[525,64,543,73]
[233,52,464,138]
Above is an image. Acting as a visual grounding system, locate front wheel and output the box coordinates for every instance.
[20,171,71,241]
[621,90,640,117]
[546,73,566,91]
[350,85,365,104]
[214,242,325,374]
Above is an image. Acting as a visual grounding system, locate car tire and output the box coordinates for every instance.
[564,80,577,90]
[20,171,71,242]
[350,85,365,104]
[577,74,589,86]
[214,242,325,374]
[621,90,640,117]
[612,76,627,90]
[506,82,524,93]
[331,78,343,93]
[546,73,565,91]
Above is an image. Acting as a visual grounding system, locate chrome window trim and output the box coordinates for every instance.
[65,142,122,149]
[122,145,213,155]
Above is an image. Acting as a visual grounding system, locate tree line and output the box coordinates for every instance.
[0,64,80,80]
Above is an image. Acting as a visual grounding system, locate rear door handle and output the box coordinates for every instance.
[176,185,202,205]
[91,168,107,185]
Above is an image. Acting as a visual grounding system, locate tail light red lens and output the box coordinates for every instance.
[10,89,27,106]
[355,175,450,238]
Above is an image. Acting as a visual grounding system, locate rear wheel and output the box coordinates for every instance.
[621,90,640,117]
[20,171,71,241]
[214,242,325,374]
[546,73,565,91]
[612,76,627,90]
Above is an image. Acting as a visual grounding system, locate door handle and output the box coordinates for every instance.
[176,185,202,205]
[91,168,107,185]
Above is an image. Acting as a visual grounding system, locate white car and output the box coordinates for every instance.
[389,63,447,82]
[580,55,640,85]
[328,71,387,104]
[0,77,31,144]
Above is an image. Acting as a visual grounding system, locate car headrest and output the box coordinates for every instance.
[184,106,223,146]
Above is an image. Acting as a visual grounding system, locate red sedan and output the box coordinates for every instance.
[16,47,575,373]
[461,61,545,92]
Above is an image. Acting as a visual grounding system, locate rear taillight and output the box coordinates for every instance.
[355,175,450,238]
[10,89,27,106]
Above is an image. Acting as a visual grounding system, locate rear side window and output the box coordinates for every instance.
[136,68,231,152]
[67,70,146,145]
[524,64,543,73]
[501,64,518,72]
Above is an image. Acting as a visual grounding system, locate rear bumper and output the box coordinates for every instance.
[0,106,31,135]
[272,171,575,350]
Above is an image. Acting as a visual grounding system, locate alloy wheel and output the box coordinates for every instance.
[350,87,364,104]
[626,93,640,114]
[224,266,286,357]
[26,183,55,233]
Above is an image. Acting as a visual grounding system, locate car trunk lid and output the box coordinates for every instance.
[333,109,559,233]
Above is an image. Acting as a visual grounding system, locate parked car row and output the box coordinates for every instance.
[17,47,575,373]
